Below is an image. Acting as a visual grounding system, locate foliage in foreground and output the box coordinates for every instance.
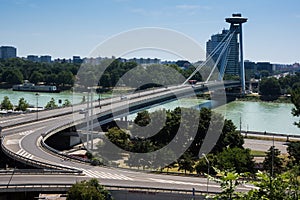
[209,166,300,200]
[67,178,113,200]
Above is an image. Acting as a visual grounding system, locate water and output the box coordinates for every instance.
[0,89,299,135]
[215,101,300,135]
[0,89,109,108]
[128,99,300,135]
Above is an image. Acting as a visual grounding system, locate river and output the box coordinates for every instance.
[0,89,299,135]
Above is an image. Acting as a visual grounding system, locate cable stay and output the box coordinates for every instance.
[205,31,235,82]
[182,30,233,85]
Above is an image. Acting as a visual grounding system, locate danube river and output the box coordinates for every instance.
[0,89,299,135]
[127,99,300,135]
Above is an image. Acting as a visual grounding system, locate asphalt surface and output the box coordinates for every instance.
[0,81,254,193]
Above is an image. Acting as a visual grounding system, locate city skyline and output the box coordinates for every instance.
[1,0,299,64]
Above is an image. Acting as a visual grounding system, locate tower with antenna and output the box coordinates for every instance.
[226,13,248,95]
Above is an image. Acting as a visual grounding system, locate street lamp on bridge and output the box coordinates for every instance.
[35,93,39,120]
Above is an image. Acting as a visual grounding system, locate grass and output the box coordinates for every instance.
[244,135,290,142]
[250,150,266,157]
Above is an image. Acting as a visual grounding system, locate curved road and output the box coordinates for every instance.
[0,81,250,193]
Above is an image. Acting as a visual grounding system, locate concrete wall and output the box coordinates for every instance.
[110,190,206,200]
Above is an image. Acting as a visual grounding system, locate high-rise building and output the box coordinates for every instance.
[40,55,51,63]
[0,46,17,59]
[206,29,239,75]
[27,55,40,62]
[73,56,83,64]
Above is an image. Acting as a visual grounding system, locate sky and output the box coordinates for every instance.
[0,0,299,64]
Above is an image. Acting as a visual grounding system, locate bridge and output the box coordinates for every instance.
[0,14,249,198]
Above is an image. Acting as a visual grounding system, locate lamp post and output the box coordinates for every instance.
[202,153,210,195]
[35,93,39,120]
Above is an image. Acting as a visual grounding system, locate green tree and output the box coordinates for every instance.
[1,96,13,110]
[195,153,214,175]
[2,69,23,84]
[287,141,300,165]
[177,152,195,174]
[134,110,151,126]
[246,171,289,200]
[263,146,283,176]
[29,71,44,84]
[15,97,29,111]
[57,70,74,86]
[209,168,245,200]
[213,119,244,153]
[62,99,71,107]
[291,87,300,127]
[45,98,58,109]
[215,147,255,173]
[105,127,131,150]
[67,178,113,200]
[259,77,281,100]
[259,70,270,78]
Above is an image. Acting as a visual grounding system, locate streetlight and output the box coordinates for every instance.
[35,93,39,120]
[202,153,210,195]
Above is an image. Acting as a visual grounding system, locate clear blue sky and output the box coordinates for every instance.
[1,0,299,64]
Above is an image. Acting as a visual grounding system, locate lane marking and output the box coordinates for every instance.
[149,178,220,188]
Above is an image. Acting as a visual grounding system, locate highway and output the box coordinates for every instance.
[0,81,248,193]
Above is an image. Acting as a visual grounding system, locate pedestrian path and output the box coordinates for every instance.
[82,169,133,180]
[16,149,34,159]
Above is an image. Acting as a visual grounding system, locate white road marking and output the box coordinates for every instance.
[18,130,34,136]
[82,169,133,180]
[149,178,220,188]
[16,149,34,159]
[6,139,20,145]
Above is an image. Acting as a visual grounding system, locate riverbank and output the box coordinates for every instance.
[237,93,292,103]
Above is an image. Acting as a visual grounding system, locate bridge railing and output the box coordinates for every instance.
[0,183,219,196]
[1,137,82,174]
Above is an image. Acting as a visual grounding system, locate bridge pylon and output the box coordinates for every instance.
[226,14,247,95]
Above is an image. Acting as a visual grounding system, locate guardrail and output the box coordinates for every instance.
[0,183,72,193]
[0,183,219,195]
[1,136,82,174]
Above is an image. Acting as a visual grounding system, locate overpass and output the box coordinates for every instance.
[0,81,249,195]
[0,13,249,197]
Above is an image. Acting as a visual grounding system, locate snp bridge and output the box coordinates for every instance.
[0,80,243,193]
[0,13,248,195]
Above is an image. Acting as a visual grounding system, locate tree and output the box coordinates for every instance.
[287,141,300,165]
[209,168,245,200]
[45,98,58,109]
[29,71,44,84]
[15,97,29,111]
[67,178,113,200]
[62,99,71,107]
[1,96,13,110]
[57,70,74,86]
[195,153,214,175]
[134,111,151,126]
[291,87,300,127]
[213,119,244,153]
[245,171,290,200]
[2,69,23,84]
[215,147,255,173]
[259,77,281,100]
[177,152,194,174]
[263,146,283,176]
[259,70,270,78]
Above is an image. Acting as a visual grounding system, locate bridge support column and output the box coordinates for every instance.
[226,14,247,95]
[239,24,246,95]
